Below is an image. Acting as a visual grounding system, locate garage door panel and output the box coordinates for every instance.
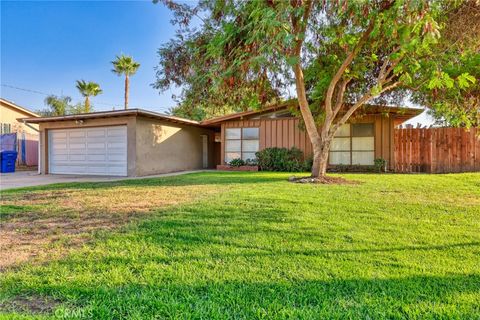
[51,154,68,161]
[87,142,106,149]
[69,154,87,161]
[69,143,86,150]
[49,126,127,176]
[108,165,127,175]
[86,154,105,161]
[107,127,126,136]
[87,130,106,138]
[69,131,86,138]
[107,154,126,161]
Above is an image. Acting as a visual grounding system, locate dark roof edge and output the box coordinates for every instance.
[201,103,424,124]
[19,108,200,126]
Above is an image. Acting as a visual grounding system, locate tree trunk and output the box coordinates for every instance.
[124,75,129,110]
[85,96,90,113]
[292,63,324,178]
[319,140,331,176]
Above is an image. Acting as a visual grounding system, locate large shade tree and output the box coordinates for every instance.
[75,80,103,113]
[154,0,477,178]
[111,55,140,109]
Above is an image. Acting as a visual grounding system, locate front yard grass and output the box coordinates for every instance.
[0,172,479,319]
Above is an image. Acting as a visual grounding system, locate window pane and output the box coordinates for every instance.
[242,140,259,152]
[352,151,374,165]
[225,152,241,163]
[352,123,374,137]
[225,140,241,152]
[331,137,350,151]
[242,127,259,139]
[335,124,350,137]
[352,137,374,151]
[225,128,241,139]
[329,152,351,165]
[242,152,257,161]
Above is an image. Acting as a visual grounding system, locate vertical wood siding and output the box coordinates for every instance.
[221,115,396,168]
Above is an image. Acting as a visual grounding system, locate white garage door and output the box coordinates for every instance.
[49,126,127,176]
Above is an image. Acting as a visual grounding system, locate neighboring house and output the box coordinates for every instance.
[21,103,421,177]
[0,98,40,166]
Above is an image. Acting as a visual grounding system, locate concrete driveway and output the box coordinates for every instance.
[0,170,208,191]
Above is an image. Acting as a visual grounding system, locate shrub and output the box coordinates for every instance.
[255,147,307,172]
[229,158,245,167]
[245,158,258,166]
[303,155,313,172]
[374,158,387,172]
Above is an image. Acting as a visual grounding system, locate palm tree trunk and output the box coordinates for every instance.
[85,96,90,113]
[124,75,129,109]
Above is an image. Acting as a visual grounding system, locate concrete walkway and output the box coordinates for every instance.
[0,170,209,191]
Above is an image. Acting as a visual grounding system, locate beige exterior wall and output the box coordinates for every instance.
[135,116,215,176]
[38,116,137,175]
[0,101,39,136]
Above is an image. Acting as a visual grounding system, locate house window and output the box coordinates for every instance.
[0,123,12,134]
[329,123,374,165]
[225,127,259,163]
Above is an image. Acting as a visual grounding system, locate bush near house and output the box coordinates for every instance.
[256,147,310,172]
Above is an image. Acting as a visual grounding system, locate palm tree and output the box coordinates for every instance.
[75,80,102,113]
[111,54,140,109]
[44,95,72,116]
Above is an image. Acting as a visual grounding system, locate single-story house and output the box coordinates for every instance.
[21,103,421,176]
[0,98,40,166]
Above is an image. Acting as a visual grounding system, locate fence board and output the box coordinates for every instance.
[394,127,479,173]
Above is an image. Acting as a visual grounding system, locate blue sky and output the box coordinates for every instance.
[0,0,431,124]
[1,0,178,113]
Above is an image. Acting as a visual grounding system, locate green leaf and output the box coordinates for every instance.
[286,56,300,66]
[457,73,476,89]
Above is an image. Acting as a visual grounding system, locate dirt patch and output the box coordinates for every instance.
[0,184,219,271]
[0,295,61,314]
[288,175,360,184]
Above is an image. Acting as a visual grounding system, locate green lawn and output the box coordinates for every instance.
[1,172,479,319]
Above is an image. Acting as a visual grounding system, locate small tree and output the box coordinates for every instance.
[111,55,140,109]
[42,95,72,116]
[155,0,477,178]
[75,80,102,113]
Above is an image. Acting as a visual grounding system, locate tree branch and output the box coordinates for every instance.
[331,81,401,136]
[333,78,350,117]
[325,20,376,114]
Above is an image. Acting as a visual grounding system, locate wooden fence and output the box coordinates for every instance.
[394,127,480,173]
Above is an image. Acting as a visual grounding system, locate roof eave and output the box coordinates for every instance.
[1,98,39,118]
[19,109,201,126]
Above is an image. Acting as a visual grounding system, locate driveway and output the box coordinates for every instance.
[0,170,209,191]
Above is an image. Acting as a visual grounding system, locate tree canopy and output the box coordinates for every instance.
[38,95,86,116]
[155,0,478,177]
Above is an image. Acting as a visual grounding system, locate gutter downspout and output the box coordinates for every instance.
[22,120,41,174]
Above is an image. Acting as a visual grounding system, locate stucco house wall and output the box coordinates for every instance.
[135,117,215,176]
[0,99,39,135]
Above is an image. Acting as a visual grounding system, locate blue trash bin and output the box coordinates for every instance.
[0,151,17,173]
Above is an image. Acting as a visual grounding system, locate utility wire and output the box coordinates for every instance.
[1,83,121,108]
[1,83,170,112]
